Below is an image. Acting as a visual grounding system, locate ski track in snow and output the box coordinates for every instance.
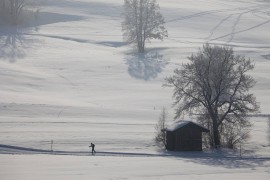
[209,19,270,42]
[1,144,270,160]
[166,3,270,47]
[165,5,262,23]
[209,5,270,42]
[206,14,234,41]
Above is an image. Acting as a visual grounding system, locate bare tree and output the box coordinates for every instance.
[10,0,27,24]
[122,0,168,53]
[165,44,259,148]
[0,0,35,25]
[1,0,6,9]
[154,107,167,148]
[0,0,9,22]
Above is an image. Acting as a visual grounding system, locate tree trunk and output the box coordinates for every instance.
[212,118,220,148]
[138,0,144,53]
[2,0,6,9]
[209,108,221,148]
[138,42,144,53]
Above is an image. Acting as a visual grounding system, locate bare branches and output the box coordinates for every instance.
[154,107,168,148]
[122,0,168,53]
[0,0,34,25]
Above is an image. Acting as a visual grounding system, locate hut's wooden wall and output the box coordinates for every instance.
[166,124,203,151]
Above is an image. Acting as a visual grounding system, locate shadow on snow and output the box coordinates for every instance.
[125,50,169,81]
[44,0,121,19]
[1,143,269,169]
[262,54,270,60]
[0,12,84,62]
[161,149,270,169]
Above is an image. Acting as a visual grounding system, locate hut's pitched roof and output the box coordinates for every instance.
[166,120,209,132]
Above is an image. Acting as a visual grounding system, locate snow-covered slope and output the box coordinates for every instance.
[0,0,270,179]
[1,153,270,180]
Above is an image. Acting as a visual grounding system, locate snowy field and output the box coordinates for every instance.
[1,154,270,180]
[0,0,270,179]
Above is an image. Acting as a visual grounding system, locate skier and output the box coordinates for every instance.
[89,142,96,154]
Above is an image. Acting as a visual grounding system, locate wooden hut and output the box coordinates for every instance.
[165,121,209,151]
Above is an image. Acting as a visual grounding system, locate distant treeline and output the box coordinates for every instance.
[192,114,270,118]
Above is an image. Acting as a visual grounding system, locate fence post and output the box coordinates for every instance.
[240,142,242,158]
[51,140,53,154]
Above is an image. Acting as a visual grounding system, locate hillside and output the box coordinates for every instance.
[0,0,270,179]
